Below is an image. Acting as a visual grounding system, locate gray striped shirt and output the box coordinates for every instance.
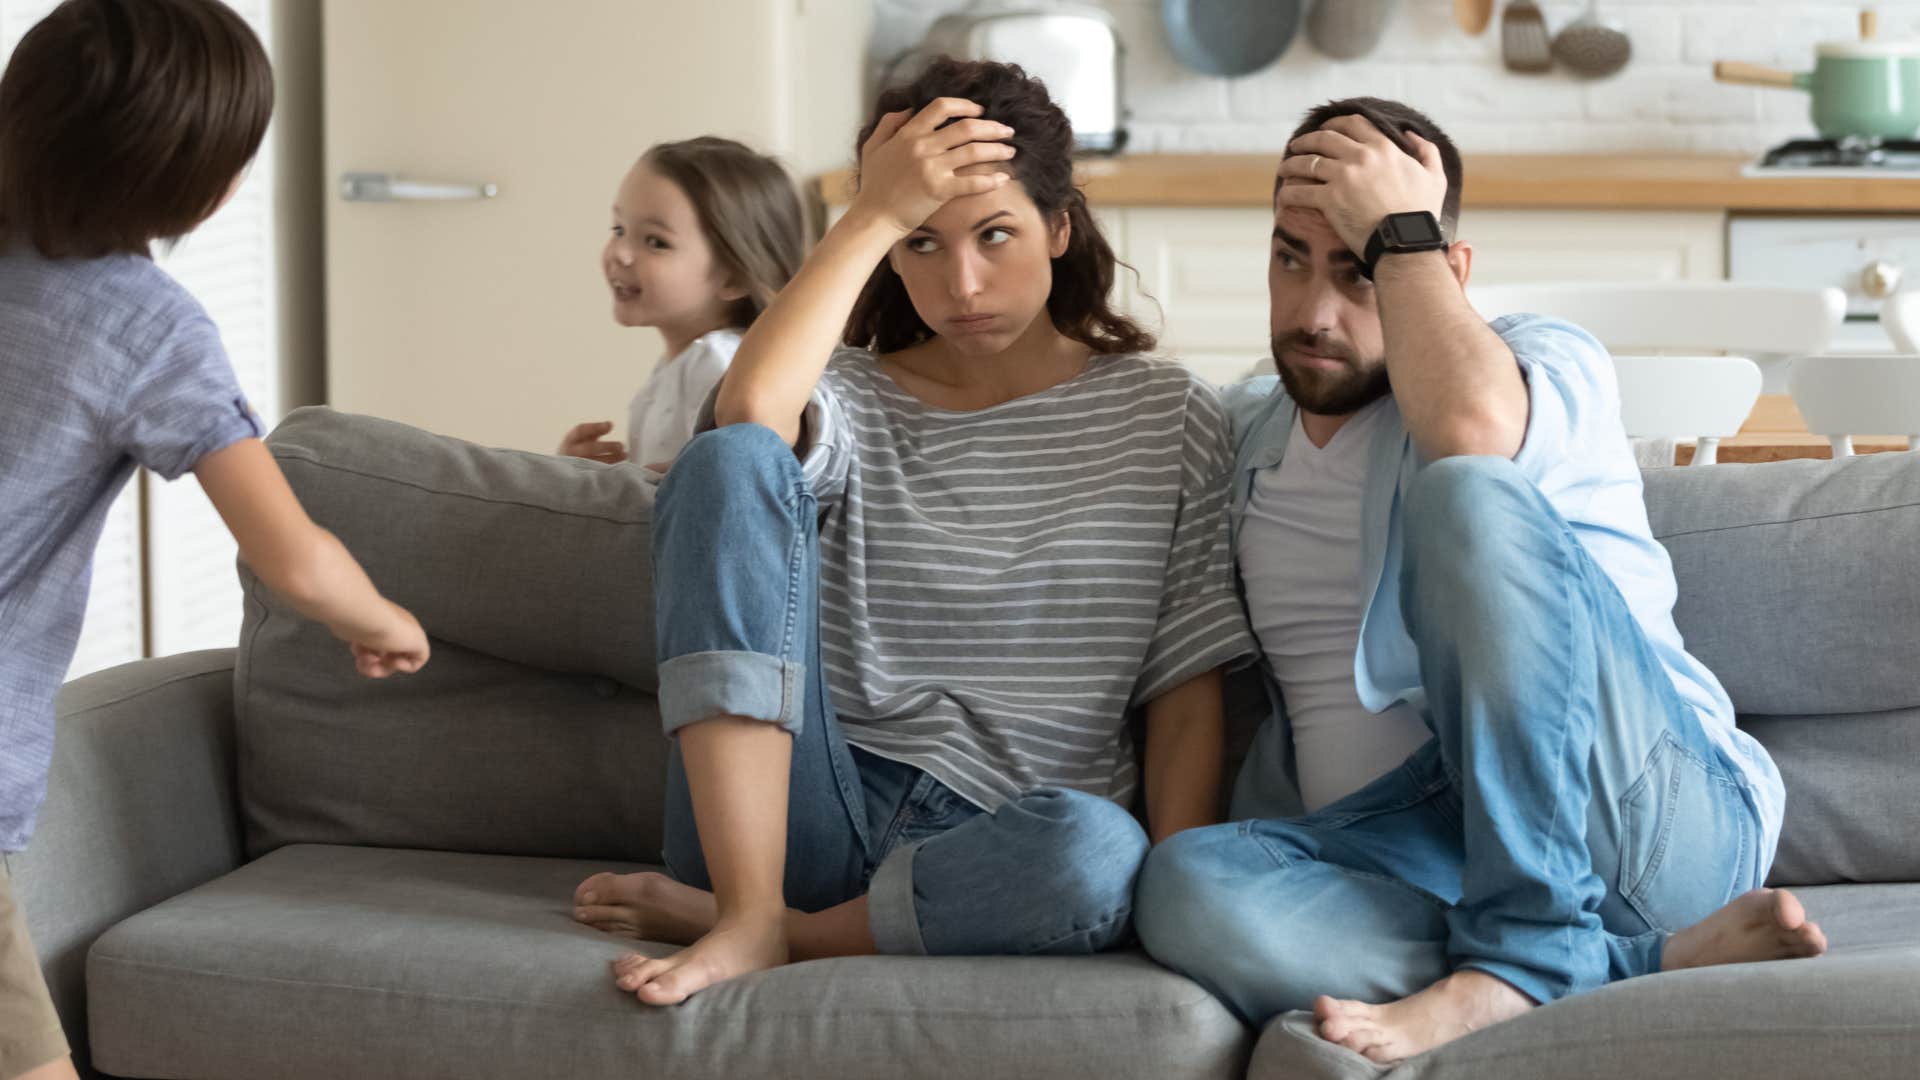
[793,348,1255,812]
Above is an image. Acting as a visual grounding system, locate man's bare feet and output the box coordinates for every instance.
[1315,970,1534,1065]
[1662,888,1827,971]
[573,871,718,945]
[610,913,789,1005]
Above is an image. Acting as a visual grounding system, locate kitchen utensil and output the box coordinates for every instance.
[1454,0,1494,36]
[884,2,1127,154]
[1551,0,1631,78]
[1306,0,1399,60]
[1160,0,1301,77]
[1714,7,1920,141]
[1500,0,1552,74]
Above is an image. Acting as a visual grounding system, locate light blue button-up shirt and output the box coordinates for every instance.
[1221,313,1784,869]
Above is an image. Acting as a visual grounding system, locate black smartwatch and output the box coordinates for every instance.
[1358,211,1447,280]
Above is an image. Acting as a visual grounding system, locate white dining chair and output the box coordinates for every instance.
[1469,282,1847,465]
[1789,353,1920,457]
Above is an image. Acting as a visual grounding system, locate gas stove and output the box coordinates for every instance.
[1743,137,1920,177]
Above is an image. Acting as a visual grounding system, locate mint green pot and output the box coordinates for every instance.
[1795,51,1920,140]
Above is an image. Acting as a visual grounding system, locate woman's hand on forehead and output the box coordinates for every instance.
[851,97,1019,236]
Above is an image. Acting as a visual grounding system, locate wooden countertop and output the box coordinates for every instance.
[818,153,1920,212]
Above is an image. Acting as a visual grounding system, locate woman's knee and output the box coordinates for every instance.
[657,423,802,521]
[1012,789,1150,916]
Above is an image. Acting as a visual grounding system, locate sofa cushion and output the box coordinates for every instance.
[262,406,659,690]
[86,845,1250,1080]
[237,619,668,861]
[1643,453,1920,717]
[1247,883,1920,1080]
[240,408,669,861]
[1746,708,1920,885]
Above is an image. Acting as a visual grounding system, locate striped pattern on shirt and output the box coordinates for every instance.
[794,347,1255,812]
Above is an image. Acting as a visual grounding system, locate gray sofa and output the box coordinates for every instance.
[15,407,1920,1079]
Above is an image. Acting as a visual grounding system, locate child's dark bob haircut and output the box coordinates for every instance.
[0,0,274,258]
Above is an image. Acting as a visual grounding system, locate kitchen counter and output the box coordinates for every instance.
[818,153,1920,211]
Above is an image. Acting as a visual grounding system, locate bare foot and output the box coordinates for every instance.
[1662,888,1827,971]
[1314,970,1534,1065]
[610,913,789,1006]
[573,871,717,945]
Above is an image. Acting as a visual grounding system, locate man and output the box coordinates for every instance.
[1133,98,1827,1064]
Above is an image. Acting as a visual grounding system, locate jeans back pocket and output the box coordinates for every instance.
[1617,731,1755,932]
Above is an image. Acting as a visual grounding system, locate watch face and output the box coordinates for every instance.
[1388,212,1445,245]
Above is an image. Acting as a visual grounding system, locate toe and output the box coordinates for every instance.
[576,872,613,906]
[615,956,668,992]
[637,964,700,1006]
[1771,888,1807,931]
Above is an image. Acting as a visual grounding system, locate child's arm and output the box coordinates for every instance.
[193,439,429,678]
[713,99,1016,445]
[1143,668,1227,844]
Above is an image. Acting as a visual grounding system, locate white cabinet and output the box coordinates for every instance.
[1464,210,1725,285]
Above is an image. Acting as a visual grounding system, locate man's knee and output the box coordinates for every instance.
[1135,824,1352,1021]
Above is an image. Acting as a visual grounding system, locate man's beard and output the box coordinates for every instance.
[1271,331,1392,416]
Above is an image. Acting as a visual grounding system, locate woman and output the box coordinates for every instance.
[572,58,1254,1005]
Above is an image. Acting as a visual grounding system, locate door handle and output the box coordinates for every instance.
[340,172,499,202]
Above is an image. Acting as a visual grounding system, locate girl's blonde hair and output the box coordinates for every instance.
[643,137,806,327]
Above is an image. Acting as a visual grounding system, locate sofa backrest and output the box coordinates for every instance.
[1641,453,1920,884]
[243,408,1920,884]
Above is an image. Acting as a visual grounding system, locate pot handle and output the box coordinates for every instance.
[1713,60,1801,89]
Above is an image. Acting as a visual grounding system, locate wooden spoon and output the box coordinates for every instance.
[1454,0,1493,35]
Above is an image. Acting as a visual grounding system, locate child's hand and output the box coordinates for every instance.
[558,421,629,464]
[851,99,1017,236]
[345,601,430,678]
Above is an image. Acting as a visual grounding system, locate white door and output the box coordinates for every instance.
[323,0,867,454]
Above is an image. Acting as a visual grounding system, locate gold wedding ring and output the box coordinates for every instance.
[1310,155,1322,178]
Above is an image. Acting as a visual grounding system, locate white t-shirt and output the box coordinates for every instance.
[627,327,741,466]
[1235,399,1432,812]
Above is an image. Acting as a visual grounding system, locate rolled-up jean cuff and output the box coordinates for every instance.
[1453,958,1563,1007]
[657,650,805,737]
[866,838,930,956]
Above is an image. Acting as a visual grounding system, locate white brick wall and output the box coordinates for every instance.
[870,0,1920,156]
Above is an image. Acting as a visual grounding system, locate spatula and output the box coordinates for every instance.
[1500,0,1552,73]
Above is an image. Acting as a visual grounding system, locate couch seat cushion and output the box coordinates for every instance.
[1248,883,1920,1079]
[87,845,1249,1080]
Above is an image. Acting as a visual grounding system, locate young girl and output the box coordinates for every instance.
[0,5,428,1077]
[555,137,806,470]
[572,58,1254,1005]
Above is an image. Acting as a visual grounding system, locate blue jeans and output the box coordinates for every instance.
[1135,456,1764,1024]
[652,423,1148,956]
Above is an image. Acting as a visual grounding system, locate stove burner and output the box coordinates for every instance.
[1760,137,1920,169]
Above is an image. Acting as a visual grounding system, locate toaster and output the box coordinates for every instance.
[889,2,1127,155]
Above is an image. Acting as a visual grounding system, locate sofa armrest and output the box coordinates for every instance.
[7,649,244,1078]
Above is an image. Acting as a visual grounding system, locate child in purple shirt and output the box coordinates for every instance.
[0,5,430,1077]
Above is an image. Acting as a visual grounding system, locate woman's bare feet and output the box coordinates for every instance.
[1662,888,1827,971]
[573,871,718,945]
[1314,970,1534,1065]
[610,912,790,1005]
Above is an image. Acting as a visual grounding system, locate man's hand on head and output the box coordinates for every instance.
[1276,114,1448,256]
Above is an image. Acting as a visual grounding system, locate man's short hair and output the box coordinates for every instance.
[1275,97,1464,239]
